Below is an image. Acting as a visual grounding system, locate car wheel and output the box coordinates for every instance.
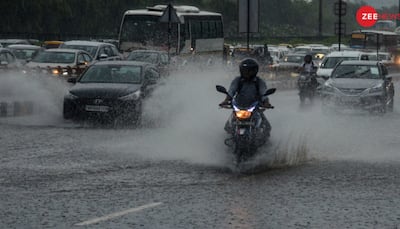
[378,99,387,114]
[388,97,394,112]
[63,103,75,120]
[132,101,143,126]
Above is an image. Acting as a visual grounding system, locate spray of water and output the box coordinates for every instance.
[3,66,399,169]
[0,71,69,125]
[106,64,310,169]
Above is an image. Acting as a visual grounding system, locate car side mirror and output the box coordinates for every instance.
[321,75,329,80]
[67,77,77,83]
[147,78,157,85]
[216,85,228,94]
[77,61,86,66]
[98,54,108,60]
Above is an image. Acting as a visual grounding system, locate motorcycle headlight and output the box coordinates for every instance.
[64,91,78,100]
[369,83,383,94]
[119,90,141,101]
[235,110,252,120]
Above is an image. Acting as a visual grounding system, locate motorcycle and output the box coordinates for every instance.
[216,85,276,164]
[297,71,318,105]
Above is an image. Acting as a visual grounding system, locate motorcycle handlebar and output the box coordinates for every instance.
[219,104,232,109]
[219,104,274,109]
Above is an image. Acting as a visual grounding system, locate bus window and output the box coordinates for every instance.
[350,30,398,54]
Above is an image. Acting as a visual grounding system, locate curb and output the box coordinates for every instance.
[0,101,34,117]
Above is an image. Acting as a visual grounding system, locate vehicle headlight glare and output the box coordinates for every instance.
[119,90,141,101]
[235,110,252,120]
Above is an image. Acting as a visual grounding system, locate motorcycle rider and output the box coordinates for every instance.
[298,54,319,89]
[219,58,273,137]
[299,54,317,73]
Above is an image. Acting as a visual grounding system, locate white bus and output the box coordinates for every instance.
[118,5,224,58]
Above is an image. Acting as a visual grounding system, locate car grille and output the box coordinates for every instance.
[75,98,136,112]
[338,88,366,95]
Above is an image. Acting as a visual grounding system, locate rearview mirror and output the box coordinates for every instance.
[98,54,108,60]
[67,77,77,83]
[216,85,228,94]
[264,88,276,96]
[321,75,329,80]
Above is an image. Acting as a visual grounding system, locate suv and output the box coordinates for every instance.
[59,40,122,61]
[319,60,394,113]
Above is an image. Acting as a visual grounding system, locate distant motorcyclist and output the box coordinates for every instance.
[298,54,319,88]
[299,54,317,73]
[219,58,272,136]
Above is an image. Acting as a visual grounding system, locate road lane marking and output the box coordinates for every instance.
[75,202,163,226]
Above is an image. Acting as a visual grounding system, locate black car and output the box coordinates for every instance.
[63,61,160,124]
[319,60,395,114]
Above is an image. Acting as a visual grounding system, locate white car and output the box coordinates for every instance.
[317,50,378,81]
[59,40,122,61]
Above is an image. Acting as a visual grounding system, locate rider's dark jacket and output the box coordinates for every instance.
[227,76,268,107]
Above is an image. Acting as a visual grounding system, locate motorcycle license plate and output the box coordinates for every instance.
[238,128,246,135]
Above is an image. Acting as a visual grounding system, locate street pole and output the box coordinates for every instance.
[247,0,250,51]
[318,0,322,38]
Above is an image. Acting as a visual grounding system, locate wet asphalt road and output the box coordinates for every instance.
[1,74,400,228]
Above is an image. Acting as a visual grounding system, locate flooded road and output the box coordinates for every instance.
[1,70,400,228]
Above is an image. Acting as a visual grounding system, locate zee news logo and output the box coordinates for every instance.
[356,5,399,27]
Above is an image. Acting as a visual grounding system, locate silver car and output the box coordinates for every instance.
[59,40,122,61]
[320,60,395,114]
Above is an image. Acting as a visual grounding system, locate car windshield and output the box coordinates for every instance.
[12,49,40,60]
[127,52,159,64]
[321,57,358,68]
[61,45,97,58]
[332,65,381,79]
[79,65,142,84]
[32,51,75,64]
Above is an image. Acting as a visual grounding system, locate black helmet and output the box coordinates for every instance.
[239,58,259,78]
[304,54,312,63]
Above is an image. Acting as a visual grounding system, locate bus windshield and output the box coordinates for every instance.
[120,15,178,49]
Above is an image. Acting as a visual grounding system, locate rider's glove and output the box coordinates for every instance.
[219,99,231,107]
[261,99,273,108]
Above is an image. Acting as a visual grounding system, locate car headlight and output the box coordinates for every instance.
[368,83,383,94]
[64,91,78,100]
[119,90,141,101]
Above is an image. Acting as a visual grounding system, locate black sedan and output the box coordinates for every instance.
[63,61,160,124]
